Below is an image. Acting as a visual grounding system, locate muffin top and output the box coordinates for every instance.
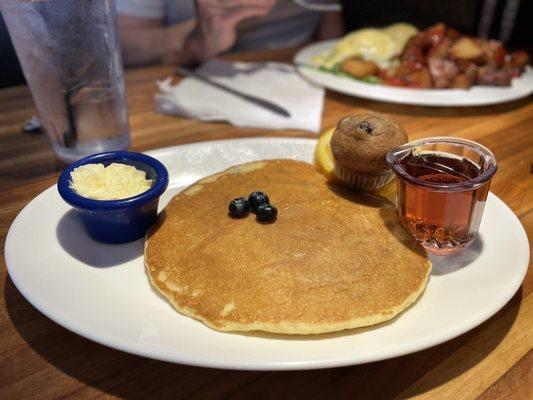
[331,113,408,173]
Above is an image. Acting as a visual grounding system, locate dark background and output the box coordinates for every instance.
[0,14,25,88]
[341,0,533,49]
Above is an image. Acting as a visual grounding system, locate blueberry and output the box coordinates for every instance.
[248,191,270,213]
[228,197,250,218]
[358,120,373,134]
[256,204,278,223]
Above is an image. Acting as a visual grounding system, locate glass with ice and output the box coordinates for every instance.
[1,0,130,162]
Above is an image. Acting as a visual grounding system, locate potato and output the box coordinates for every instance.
[409,68,432,88]
[451,38,483,61]
[453,74,473,89]
[340,57,379,78]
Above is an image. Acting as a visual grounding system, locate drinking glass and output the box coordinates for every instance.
[1,0,130,162]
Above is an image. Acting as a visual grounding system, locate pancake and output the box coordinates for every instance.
[145,160,431,334]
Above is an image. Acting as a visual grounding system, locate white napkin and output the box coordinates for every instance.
[155,60,324,133]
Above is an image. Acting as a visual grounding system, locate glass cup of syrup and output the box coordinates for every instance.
[386,137,497,255]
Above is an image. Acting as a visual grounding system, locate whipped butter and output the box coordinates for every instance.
[70,163,152,200]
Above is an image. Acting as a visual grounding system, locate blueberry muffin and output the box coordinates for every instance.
[331,112,408,190]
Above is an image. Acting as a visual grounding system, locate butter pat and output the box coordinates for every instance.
[70,163,152,200]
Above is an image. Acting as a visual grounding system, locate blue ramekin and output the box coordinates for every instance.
[57,151,169,244]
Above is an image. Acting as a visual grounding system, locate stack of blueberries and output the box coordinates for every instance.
[228,191,277,223]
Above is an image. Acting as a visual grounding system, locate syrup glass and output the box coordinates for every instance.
[386,137,497,255]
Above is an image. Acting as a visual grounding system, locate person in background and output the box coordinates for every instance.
[117,0,344,67]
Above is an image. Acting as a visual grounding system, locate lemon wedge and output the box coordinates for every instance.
[314,127,336,180]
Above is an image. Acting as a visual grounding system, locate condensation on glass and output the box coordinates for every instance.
[1,0,130,162]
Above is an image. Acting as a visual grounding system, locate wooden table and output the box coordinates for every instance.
[1,48,532,400]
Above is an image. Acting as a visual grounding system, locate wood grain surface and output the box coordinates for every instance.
[0,47,532,400]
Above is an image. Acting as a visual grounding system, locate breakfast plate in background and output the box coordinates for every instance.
[294,40,533,107]
[4,138,529,370]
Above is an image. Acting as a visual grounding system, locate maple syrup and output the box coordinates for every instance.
[387,138,497,254]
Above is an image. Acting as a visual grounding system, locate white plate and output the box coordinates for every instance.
[294,40,533,106]
[5,138,530,370]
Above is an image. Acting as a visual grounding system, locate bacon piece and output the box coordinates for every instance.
[506,50,530,69]
[476,65,512,86]
[428,58,458,88]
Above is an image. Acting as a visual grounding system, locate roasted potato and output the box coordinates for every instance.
[480,40,506,66]
[452,63,477,88]
[407,67,432,88]
[452,71,477,88]
[451,38,483,61]
[506,50,530,69]
[427,38,452,60]
[340,57,379,78]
